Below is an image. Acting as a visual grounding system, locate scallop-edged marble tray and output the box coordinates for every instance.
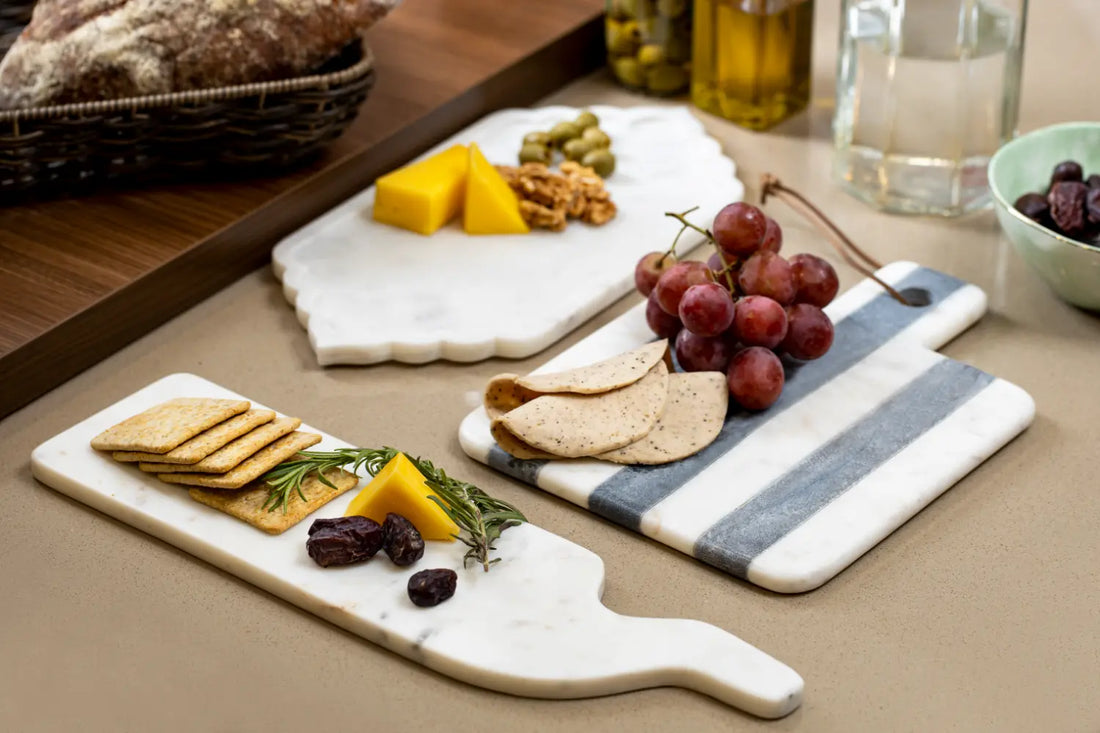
[30,374,802,719]
[272,105,741,365]
[460,262,1036,594]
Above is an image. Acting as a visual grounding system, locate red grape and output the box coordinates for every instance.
[732,295,788,349]
[727,347,785,410]
[646,291,682,339]
[739,251,795,304]
[790,253,839,308]
[634,251,678,296]
[678,282,735,337]
[675,329,733,372]
[782,303,834,360]
[706,250,732,277]
[712,202,767,258]
[654,261,714,316]
[760,217,783,253]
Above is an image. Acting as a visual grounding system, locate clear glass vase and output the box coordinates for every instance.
[833,0,1029,216]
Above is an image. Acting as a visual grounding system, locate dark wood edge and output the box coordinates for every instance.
[0,14,606,420]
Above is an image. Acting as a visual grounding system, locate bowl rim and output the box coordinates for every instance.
[988,120,1100,255]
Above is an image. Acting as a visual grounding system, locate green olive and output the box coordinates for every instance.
[549,121,582,147]
[610,0,641,20]
[574,110,599,130]
[518,143,552,165]
[607,19,640,57]
[562,138,594,162]
[655,0,687,19]
[581,149,616,178]
[581,127,612,149]
[663,32,690,64]
[522,131,552,147]
[637,43,665,66]
[645,63,688,94]
[611,56,645,88]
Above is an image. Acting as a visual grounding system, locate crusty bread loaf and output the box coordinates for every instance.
[0,0,399,110]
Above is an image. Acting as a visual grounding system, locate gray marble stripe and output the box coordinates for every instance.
[487,445,546,486]
[584,266,967,530]
[693,359,994,578]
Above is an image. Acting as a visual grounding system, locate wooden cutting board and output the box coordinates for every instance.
[30,373,803,720]
[459,262,1036,593]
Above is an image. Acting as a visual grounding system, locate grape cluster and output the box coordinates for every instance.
[635,202,838,411]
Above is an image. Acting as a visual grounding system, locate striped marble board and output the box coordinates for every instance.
[459,262,1036,593]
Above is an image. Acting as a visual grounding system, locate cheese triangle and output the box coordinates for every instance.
[463,143,530,235]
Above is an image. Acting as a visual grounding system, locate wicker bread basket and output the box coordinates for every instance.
[0,1,376,201]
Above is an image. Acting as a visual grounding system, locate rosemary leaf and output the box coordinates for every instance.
[260,447,525,571]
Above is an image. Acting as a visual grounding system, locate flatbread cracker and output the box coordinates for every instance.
[514,341,669,395]
[596,372,728,465]
[112,409,276,464]
[189,468,359,535]
[497,360,669,458]
[156,431,321,489]
[484,374,541,421]
[489,419,557,460]
[90,398,251,453]
[138,417,302,474]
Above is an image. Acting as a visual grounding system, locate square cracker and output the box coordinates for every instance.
[112,409,276,464]
[155,431,321,489]
[91,398,251,453]
[138,417,301,474]
[188,468,360,535]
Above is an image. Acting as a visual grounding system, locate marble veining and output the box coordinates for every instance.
[272,105,742,365]
[459,263,1037,593]
[31,375,803,719]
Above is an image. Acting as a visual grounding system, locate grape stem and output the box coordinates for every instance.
[665,208,713,243]
[759,174,912,306]
[664,208,739,295]
[661,206,701,264]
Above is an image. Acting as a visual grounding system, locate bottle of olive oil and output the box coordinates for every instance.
[691,0,814,130]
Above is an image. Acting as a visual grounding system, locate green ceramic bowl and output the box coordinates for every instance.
[988,121,1100,311]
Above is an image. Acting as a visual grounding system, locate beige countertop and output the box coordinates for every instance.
[3,2,1099,731]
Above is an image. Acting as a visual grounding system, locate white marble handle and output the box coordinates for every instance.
[573,607,804,719]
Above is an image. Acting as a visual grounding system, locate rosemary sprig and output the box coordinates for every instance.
[261,447,526,572]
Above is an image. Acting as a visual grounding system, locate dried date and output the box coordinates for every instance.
[1087,187,1100,225]
[1048,181,1089,237]
[407,568,458,607]
[306,516,384,567]
[382,513,425,566]
[1050,160,1083,186]
[1013,192,1049,223]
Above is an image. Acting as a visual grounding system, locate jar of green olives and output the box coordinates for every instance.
[605,0,692,95]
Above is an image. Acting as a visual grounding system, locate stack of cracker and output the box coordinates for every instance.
[90,398,359,534]
[486,342,729,465]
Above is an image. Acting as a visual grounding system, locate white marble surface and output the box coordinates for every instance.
[30,374,803,719]
[459,262,1037,593]
[271,105,742,365]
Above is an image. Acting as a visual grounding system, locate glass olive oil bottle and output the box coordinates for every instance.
[691,0,814,130]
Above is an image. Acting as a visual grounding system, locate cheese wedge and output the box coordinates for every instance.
[464,143,529,235]
[344,453,459,541]
[373,144,469,235]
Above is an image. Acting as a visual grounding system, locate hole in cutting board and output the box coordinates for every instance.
[899,287,932,307]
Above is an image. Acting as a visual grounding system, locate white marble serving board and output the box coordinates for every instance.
[30,374,803,720]
[459,262,1036,594]
[272,105,741,365]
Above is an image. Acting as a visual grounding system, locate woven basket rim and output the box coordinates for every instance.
[0,39,374,122]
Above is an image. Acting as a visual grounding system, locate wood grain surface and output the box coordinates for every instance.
[0,0,605,418]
